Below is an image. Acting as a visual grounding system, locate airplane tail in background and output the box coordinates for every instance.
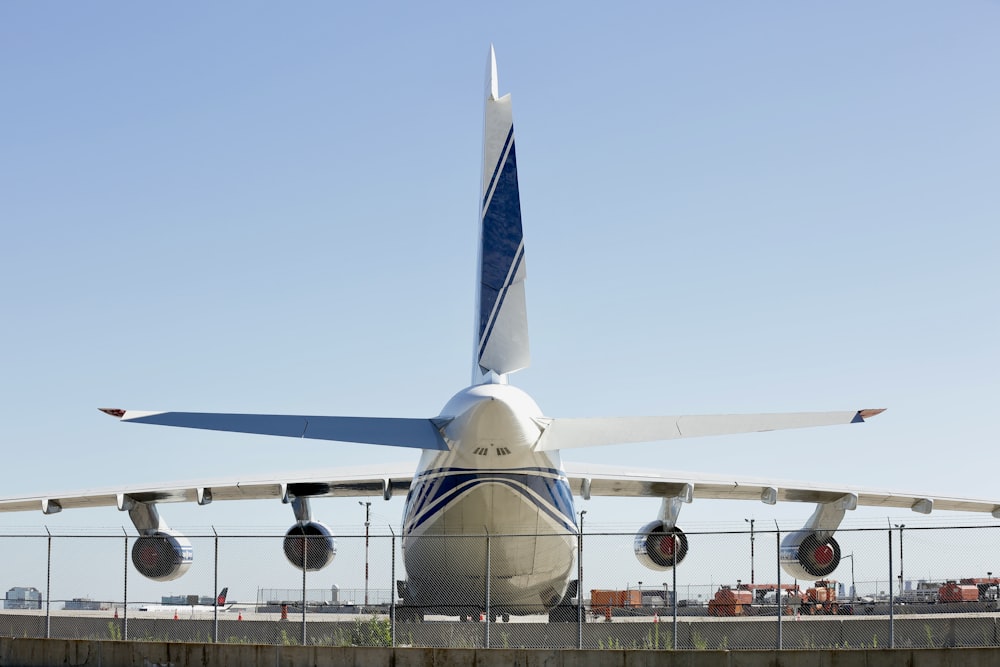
[216,587,228,606]
[473,45,530,384]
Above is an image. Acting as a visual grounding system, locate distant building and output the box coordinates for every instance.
[5,587,42,610]
[64,598,110,611]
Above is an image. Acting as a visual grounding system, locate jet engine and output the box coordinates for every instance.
[283,521,337,571]
[131,530,193,582]
[634,521,688,570]
[779,530,841,580]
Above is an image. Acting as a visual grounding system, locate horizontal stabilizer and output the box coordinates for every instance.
[100,409,449,451]
[535,409,883,451]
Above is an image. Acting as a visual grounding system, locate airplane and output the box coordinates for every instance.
[135,587,230,613]
[2,46,1000,622]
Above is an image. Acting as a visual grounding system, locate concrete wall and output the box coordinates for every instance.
[0,614,997,649]
[4,638,1000,667]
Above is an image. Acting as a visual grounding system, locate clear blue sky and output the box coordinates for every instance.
[1,3,998,601]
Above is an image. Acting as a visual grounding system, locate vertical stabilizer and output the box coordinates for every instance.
[473,45,530,384]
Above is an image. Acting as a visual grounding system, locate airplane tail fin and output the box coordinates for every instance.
[473,45,530,384]
[216,587,228,606]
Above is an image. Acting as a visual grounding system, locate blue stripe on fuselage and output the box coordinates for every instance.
[404,467,576,535]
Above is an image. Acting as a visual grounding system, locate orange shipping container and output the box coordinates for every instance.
[590,589,641,612]
[938,583,979,602]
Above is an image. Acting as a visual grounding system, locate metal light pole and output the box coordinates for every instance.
[745,518,755,586]
[360,501,371,607]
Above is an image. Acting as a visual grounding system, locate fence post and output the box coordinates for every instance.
[213,528,219,643]
[888,527,895,648]
[390,530,396,647]
[776,527,782,650]
[301,533,308,646]
[45,528,51,639]
[577,513,584,649]
[672,532,678,649]
[483,532,491,648]
[122,529,129,641]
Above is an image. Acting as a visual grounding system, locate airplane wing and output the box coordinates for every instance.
[535,409,885,451]
[99,409,449,451]
[562,461,1000,516]
[0,463,416,515]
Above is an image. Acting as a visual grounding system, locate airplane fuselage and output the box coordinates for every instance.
[401,384,578,614]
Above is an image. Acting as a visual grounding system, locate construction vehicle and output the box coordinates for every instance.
[798,580,841,615]
[708,583,800,617]
[741,583,801,605]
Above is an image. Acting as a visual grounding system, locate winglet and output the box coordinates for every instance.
[852,408,886,423]
[99,408,126,419]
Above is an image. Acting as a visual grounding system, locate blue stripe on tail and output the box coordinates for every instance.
[478,131,524,362]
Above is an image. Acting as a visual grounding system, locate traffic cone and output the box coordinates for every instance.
[238,611,243,621]
[479,612,485,622]
[173,611,179,620]
[653,613,659,623]
[113,608,118,619]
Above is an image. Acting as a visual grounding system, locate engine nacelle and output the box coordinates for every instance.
[779,530,841,580]
[633,521,688,571]
[283,521,337,571]
[132,530,193,582]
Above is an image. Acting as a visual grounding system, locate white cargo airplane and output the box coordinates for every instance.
[2,47,999,621]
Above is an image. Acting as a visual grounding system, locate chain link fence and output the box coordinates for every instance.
[1,525,998,649]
